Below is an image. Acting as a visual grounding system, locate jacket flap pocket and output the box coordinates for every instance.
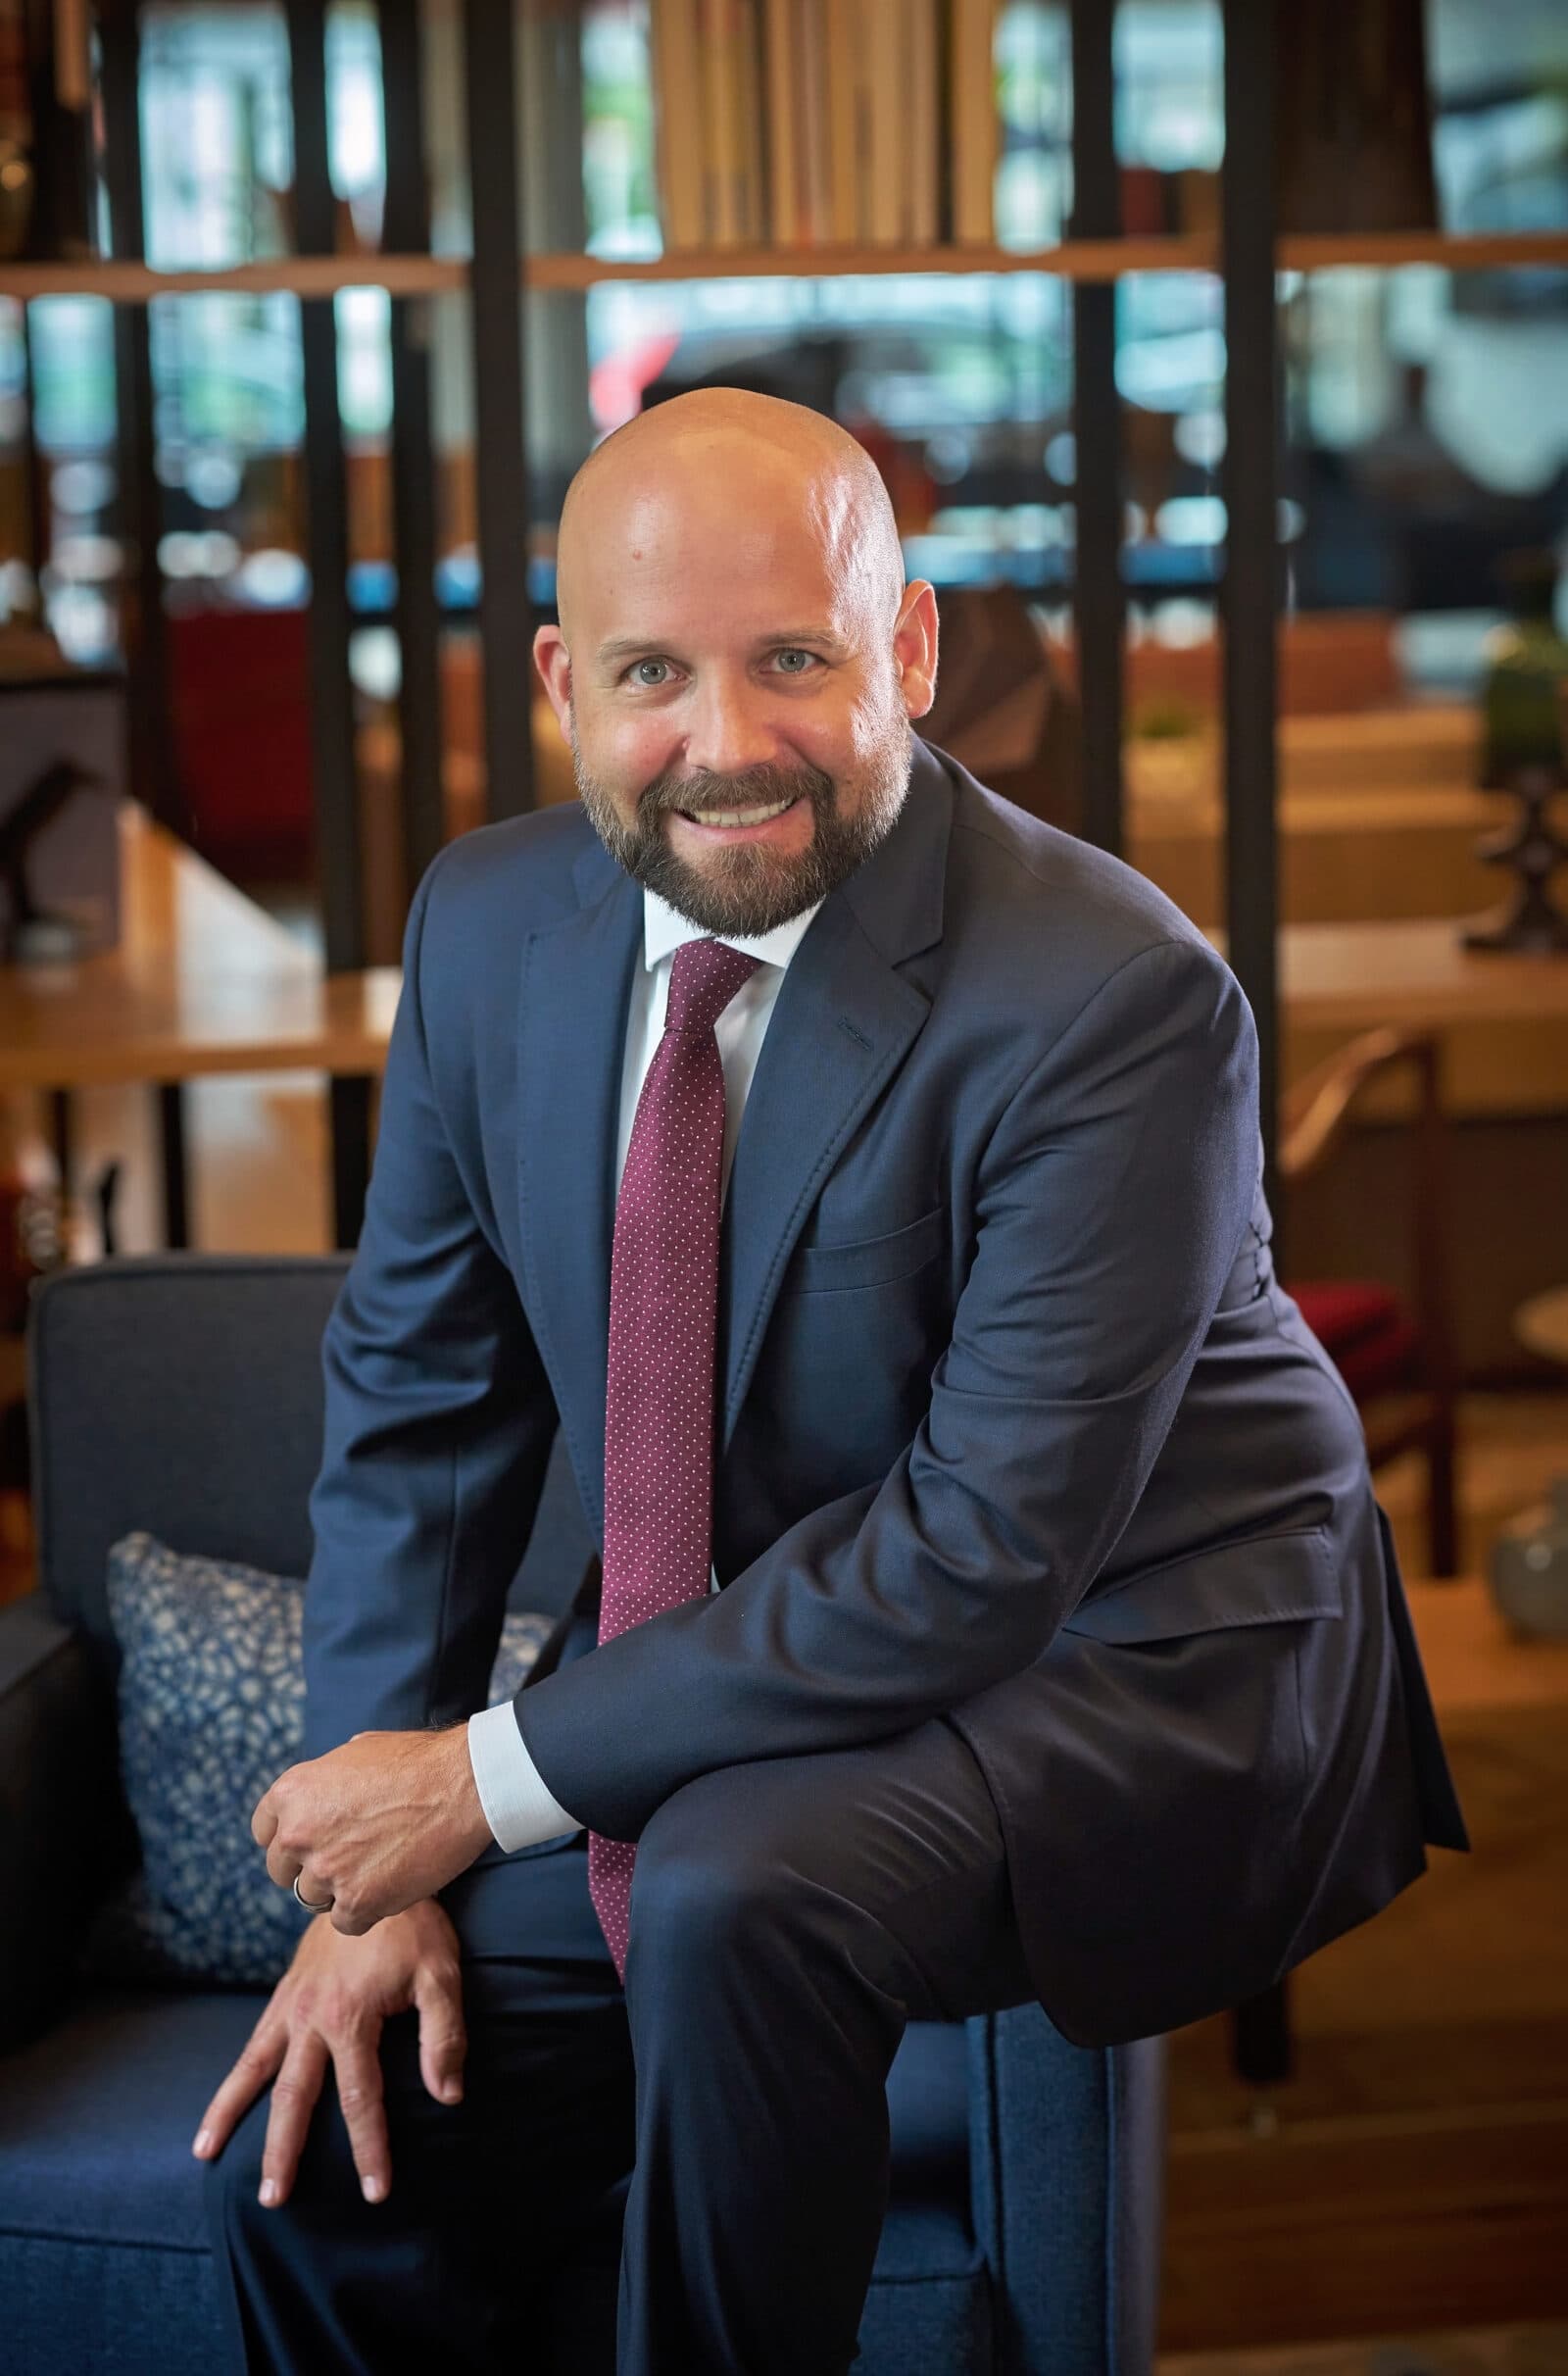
[1062,1523,1341,1645]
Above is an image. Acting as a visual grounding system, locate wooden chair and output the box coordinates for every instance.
[1232,1023,1460,2087]
[1280,1023,1459,1580]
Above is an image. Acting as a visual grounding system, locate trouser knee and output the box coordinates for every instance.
[625,1763,889,2008]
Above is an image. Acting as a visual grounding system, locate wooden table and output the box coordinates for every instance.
[0,801,399,1245]
[5,806,1566,1249]
[1208,916,1568,1120]
[1515,1288,1568,1369]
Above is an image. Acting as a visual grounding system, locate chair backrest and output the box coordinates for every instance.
[26,1253,592,1677]
[27,1256,351,1668]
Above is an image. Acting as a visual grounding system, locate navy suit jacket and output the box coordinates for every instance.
[302,735,1468,2047]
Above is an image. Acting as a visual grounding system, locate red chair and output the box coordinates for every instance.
[166,605,318,884]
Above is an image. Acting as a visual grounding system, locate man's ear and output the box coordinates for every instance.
[532,623,572,733]
[895,580,939,719]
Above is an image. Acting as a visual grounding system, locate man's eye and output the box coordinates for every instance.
[622,651,826,688]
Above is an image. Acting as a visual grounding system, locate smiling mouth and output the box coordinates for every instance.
[672,793,807,830]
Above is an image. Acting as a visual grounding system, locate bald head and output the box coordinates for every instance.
[531,385,938,937]
[554,388,906,654]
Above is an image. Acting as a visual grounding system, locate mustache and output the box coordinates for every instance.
[645,774,827,821]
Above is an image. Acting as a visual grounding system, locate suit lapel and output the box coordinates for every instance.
[717,745,953,1449]
[715,901,930,1454]
[516,739,955,1531]
[515,841,641,1538]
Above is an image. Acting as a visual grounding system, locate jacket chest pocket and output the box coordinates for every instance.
[784,1206,946,1296]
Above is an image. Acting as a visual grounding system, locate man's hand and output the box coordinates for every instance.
[253,1725,495,1936]
[191,1899,466,2206]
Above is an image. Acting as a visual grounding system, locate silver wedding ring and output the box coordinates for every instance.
[292,1871,334,1912]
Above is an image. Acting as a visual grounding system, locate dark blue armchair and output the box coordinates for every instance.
[0,1257,1167,2374]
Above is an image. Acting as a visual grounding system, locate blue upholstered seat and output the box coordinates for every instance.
[0,1992,989,2375]
[0,1257,1166,2375]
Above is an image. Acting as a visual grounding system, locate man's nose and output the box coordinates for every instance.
[680,672,786,781]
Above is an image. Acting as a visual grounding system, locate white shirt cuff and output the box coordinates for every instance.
[468,1567,719,1850]
[467,1700,583,1852]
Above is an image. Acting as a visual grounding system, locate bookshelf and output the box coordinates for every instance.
[505,229,1568,285]
[1276,230,1568,274]
[4,229,1565,302]
[4,0,1565,1252]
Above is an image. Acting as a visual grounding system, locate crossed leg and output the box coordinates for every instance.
[614,1708,1033,2374]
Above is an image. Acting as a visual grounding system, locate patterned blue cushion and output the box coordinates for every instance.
[85,1532,556,1989]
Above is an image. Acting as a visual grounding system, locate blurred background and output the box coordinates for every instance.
[0,3,1566,2369]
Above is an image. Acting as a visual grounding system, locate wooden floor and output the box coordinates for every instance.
[3,1073,1567,2354]
[1154,1391,1568,2353]
[1157,2323,1568,2375]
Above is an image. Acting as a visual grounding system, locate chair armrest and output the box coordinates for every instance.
[1279,1025,1454,1388]
[966,2005,1167,2376]
[0,1593,123,2049]
[1279,1026,1441,1182]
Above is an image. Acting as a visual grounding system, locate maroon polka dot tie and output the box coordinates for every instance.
[589,935,762,1981]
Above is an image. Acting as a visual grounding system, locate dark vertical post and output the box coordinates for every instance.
[463,0,537,820]
[157,1083,190,1248]
[328,1076,373,1249]
[47,1090,74,1205]
[378,0,446,898]
[18,310,48,587]
[1221,0,1290,2093]
[98,0,188,839]
[1068,0,1124,858]
[1220,0,1281,1218]
[285,0,370,1244]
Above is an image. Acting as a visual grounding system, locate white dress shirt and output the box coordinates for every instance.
[466,880,825,1853]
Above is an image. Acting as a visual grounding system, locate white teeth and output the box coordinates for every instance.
[683,796,795,827]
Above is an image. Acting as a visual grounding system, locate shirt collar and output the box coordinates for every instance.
[642,882,823,975]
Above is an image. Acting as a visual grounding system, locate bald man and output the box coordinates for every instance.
[197,389,1466,2375]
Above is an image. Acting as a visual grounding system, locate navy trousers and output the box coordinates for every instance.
[204,1680,1036,2376]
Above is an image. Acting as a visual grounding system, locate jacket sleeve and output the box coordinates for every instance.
[300,850,559,1763]
[512,934,1261,1839]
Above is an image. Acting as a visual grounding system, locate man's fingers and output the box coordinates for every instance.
[329,2026,393,2203]
[252,1787,278,1851]
[293,1866,334,1912]
[256,2033,331,2208]
[413,1956,467,2105]
[191,2020,285,2160]
[266,1841,307,1894]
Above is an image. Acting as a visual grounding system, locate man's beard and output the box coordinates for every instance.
[569,711,914,938]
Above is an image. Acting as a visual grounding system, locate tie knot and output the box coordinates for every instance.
[665,937,761,1038]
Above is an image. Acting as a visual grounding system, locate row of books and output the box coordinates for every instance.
[651,0,1002,251]
[646,0,1459,256]
[0,0,96,264]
